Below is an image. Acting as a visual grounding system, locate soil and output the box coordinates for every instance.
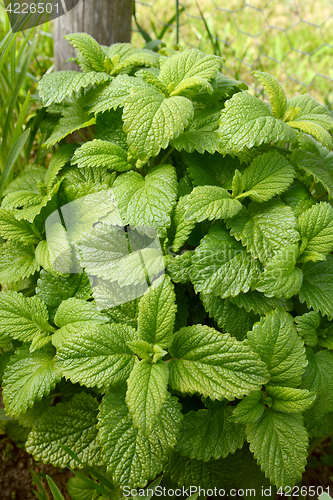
[0,436,73,500]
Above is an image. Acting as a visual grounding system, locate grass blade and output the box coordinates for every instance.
[0,128,30,197]
[46,476,65,500]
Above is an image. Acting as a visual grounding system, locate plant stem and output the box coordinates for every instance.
[307,436,326,456]
[159,147,174,165]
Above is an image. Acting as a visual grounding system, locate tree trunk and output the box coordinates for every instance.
[54,0,133,71]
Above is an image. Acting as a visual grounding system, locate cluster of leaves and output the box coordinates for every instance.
[1,33,333,498]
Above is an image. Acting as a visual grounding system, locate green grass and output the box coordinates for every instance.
[132,0,333,107]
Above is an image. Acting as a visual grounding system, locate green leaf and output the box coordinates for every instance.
[64,33,106,72]
[113,165,178,235]
[98,386,182,487]
[265,385,316,413]
[285,95,333,149]
[295,311,320,347]
[237,151,295,202]
[0,209,42,244]
[227,200,300,264]
[185,151,241,189]
[247,308,307,388]
[256,245,303,299]
[253,71,287,119]
[137,275,176,349]
[2,345,61,417]
[299,255,333,319]
[158,49,222,89]
[229,391,265,424]
[126,360,169,436]
[168,324,269,400]
[171,105,220,154]
[229,290,292,316]
[38,71,111,106]
[165,250,194,284]
[26,392,103,468]
[301,349,333,437]
[292,149,333,198]
[0,241,39,283]
[218,92,297,153]
[247,409,308,488]
[164,447,272,495]
[36,270,92,313]
[298,202,333,262]
[55,323,137,388]
[84,74,151,114]
[0,291,54,343]
[77,224,164,287]
[67,475,100,500]
[281,180,315,217]
[44,104,96,149]
[317,319,333,350]
[167,195,196,253]
[71,139,131,172]
[183,186,242,223]
[175,404,246,461]
[191,223,260,298]
[201,293,259,340]
[123,86,194,161]
[52,298,109,347]
[45,143,78,192]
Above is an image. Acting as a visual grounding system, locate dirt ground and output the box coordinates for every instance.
[0,436,73,499]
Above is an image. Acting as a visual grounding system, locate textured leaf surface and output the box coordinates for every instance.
[159,49,222,88]
[256,245,303,299]
[98,386,182,487]
[113,165,178,235]
[247,308,307,387]
[286,95,333,149]
[126,360,169,436]
[0,209,41,244]
[38,71,111,106]
[55,323,137,388]
[36,271,92,312]
[71,139,131,172]
[185,151,241,189]
[253,71,287,119]
[295,311,320,347]
[2,345,61,417]
[301,349,333,437]
[184,186,242,222]
[265,386,315,413]
[191,223,260,298]
[137,275,176,349]
[200,293,259,340]
[164,447,272,495]
[292,149,333,198]
[168,195,196,252]
[45,143,78,192]
[299,255,333,319]
[168,325,269,400]
[64,33,106,72]
[227,200,299,264]
[175,404,246,461]
[0,241,39,283]
[298,202,333,262]
[218,92,296,152]
[123,86,194,161]
[44,104,96,149]
[0,291,53,342]
[229,291,292,316]
[26,392,103,467]
[238,151,295,202]
[247,409,308,488]
[84,75,150,114]
[229,391,265,424]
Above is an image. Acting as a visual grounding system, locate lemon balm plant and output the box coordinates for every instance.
[1,33,333,497]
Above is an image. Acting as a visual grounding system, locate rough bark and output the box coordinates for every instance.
[54,0,133,71]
